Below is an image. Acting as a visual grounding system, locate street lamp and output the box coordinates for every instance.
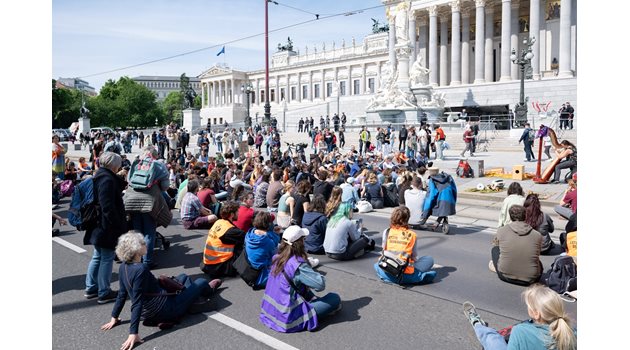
[241,83,254,128]
[511,36,535,127]
[263,0,272,126]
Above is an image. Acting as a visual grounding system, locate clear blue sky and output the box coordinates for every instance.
[53,0,387,92]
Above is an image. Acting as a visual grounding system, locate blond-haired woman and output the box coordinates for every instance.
[463,284,576,350]
[276,181,295,228]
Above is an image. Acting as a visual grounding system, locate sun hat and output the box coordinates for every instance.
[282,225,309,245]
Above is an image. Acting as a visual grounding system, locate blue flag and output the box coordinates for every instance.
[216,46,225,56]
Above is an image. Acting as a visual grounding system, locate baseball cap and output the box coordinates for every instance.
[282,225,309,245]
[347,176,355,184]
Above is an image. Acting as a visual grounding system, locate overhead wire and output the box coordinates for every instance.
[78,2,387,79]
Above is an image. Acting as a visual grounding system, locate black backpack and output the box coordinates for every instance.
[542,255,577,295]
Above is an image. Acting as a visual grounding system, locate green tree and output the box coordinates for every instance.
[89,77,163,128]
[52,79,82,128]
[161,91,184,125]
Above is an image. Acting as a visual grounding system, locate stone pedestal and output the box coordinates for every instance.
[78,117,90,136]
[183,108,201,133]
[395,44,412,91]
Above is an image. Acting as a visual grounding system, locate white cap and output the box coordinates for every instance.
[282,225,309,245]
[347,176,355,184]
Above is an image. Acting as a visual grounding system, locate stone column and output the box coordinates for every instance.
[255,80,260,106]
[439,13,449,86]
[231,79,235,105]
[201,83,205,107]
[388,16,397,68]
[361,64,367,93]
[558,0,572,77]
[510,1,520,80]
[376,62,382,89]
[409,11,417,64]
[450,1,462,86]
[484,5,495,82]
[347,66,352,96]
[309,71,313,101]
[500,0,512,81]
[429,6,439,87]
[461,10,470,84]
[220,80,224,105]
[474,0,486,84]
[529,0,540,79]
[570,0,576,74]
[297,73,301,102]
[538,3,546,71]
[418,17,428,69]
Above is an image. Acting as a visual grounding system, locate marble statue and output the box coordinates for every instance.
[409,56,430,86]
[394,1,410,45]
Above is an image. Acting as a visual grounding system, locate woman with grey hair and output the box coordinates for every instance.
[84,152,128,304]
[123,145,171,270]
[101,232,222,350]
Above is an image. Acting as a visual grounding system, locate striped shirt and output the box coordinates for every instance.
[180,192,202,221]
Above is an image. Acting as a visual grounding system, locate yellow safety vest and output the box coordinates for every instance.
[203,219,236,265]
[384,227,416,274]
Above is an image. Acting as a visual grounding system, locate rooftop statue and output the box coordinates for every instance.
[371,18,390,34]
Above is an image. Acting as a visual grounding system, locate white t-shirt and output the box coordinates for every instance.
[404,188,427,224]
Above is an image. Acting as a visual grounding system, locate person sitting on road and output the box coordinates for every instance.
[291,180,312,227]
[405,176,428,229]
[498,182,525,228]
[77,156,93,179]
[489,205,543,286]
[463,284,576,350]
[101,232,223,350]
[197,177,219,214]
[361,172,384,209]
[265,169,284,213]
[200,201,246,278]
[324,202,375,261]
[254,170,271,208]
[313,168,333,199]
[244,212,282,289]
[324,186,343,218]
[340,176,360,210]
[276,181,295,228]
[259,225,342,333]
[374,206,437,285]
[179,179,218,230]
[302,195,328,256]
[554,173,577,220]
[232,185,256,232]
[524,193,555,255]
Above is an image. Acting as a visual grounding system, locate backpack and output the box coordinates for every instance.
[527,129,536,142]
[60,180,75,197]
[456,160,474,178]
[128,157,160,190]
[542,255,577,295]
[247,135,255,146]
[68,178,99,231]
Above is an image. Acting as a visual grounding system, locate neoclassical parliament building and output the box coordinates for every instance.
[197,0,576,127]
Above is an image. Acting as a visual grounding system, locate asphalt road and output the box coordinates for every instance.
[52,199,577,350]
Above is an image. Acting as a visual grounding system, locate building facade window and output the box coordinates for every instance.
[270,89,275,102]
[353,79,360,95]
[326,82,333,97]
[314,84,320,99]
[339,81,346,96]
[291,86,296,101]
[302,85,308,99]
[368,78,375,93]
[280,88,285,101]
[260,90,265,102]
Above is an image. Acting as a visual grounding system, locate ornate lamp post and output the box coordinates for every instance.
[263,0,271,126]
[510,37,535,127]
[241,83,254,128]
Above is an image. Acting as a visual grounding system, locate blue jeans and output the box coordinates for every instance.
[309,292,341,318]
[131,213,157,265]
[154,274,210,322]
[373,255,436,284]
[523,141,535,161]
[473,324,508,350]
[218,142,223,152]
[86,246,116,297]
[436,140,444,160]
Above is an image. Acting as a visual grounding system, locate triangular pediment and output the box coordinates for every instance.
[199,65,233,78]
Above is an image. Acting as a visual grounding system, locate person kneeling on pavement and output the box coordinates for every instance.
[200,201,246,278]
[260,226,341,333]
[101,232,222,350]
[324,202,375,260]
[242,212,282,289]
[374,206,437,285]
[489,204,543,286]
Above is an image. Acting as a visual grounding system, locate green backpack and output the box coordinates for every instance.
[128,157,159,190]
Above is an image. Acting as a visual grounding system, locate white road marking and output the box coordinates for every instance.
[208,312,300,350]
[52,237,86,253]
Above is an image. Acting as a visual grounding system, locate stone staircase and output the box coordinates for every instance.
[441,127,577,153]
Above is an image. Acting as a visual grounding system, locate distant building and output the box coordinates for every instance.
[56,77,97,96]
[132,76,201,101]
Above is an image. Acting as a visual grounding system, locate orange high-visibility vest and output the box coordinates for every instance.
[384,227,416,274]
[203,219,236,265]
[566,231,577,258]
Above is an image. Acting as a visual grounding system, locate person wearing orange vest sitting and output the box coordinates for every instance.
[200,201,246,278]
[373,206,437,284]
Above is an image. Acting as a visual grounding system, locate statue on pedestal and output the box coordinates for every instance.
[409,56,430,87]
[394,1,410,45]
[80,101,90,119]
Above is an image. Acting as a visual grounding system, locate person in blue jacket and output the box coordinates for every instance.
[245,212,282,289]
[419,171,457,225]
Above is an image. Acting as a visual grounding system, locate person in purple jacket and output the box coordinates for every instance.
[259,226,341,333]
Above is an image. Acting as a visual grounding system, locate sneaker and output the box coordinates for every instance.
[308,257,320,268]
[84,291,98,299]
[463,301,487,327]
[488,260,496,273]
[52,229,60,237]
[368,239,376,251]
[97,290,118,304]
[421,271,437,283]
